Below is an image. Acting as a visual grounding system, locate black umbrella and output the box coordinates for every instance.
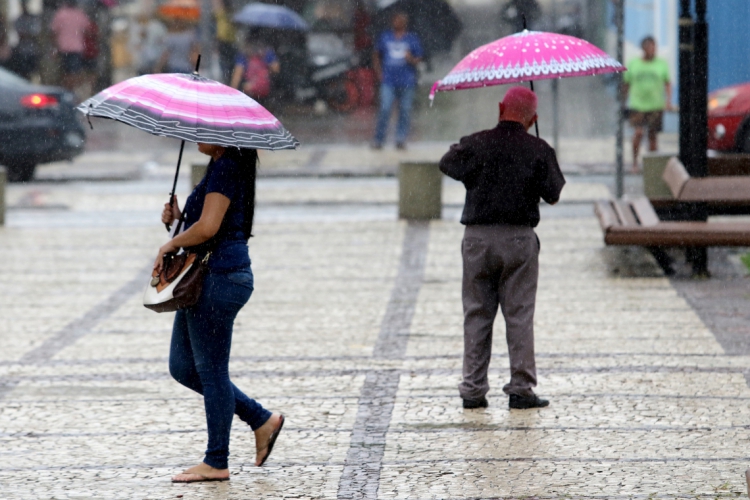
[374,0,462,61]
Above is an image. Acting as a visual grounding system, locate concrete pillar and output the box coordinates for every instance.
[0,166,6,226]
[642,153,674,199]
[398,162,442,220]
[191,162,208,188]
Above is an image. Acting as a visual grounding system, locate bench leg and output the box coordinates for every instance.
[647,246,675,276]
[686,247,709,278]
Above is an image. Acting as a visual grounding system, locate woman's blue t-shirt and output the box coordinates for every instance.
[183,156,251,272]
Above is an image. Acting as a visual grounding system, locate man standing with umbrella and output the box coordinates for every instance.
[439,87,565,410]
[372,12,423,150]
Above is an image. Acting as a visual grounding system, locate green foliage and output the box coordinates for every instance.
[741,252,750,273]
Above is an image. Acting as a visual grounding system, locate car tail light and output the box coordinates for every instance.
[21,94,59,108]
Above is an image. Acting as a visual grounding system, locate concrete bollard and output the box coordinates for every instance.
[0,167,5,226]
[642,153,674,200]
[398,161,442,220]
[191,162,208,188]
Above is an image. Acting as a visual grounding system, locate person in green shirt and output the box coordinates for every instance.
[624,36,673,172]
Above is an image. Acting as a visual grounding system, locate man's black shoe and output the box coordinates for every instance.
[462,396,488,409]
[509,394,549,409]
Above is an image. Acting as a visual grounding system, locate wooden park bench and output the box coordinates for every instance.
[595,196,750,248]
[663,156,750,204]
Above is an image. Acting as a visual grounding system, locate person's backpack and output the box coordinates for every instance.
[243,54,271,99]
[83,23,99,61]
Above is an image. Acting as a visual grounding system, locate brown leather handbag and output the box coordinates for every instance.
[142,214,212,313]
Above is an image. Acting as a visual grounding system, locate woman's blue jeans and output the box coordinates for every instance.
[169,267,272,470]
[374,83,416,146]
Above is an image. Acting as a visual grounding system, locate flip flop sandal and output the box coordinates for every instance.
[171,473,230,483]
[257,414,285,467]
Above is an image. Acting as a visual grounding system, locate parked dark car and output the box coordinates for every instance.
[0,67,85,182]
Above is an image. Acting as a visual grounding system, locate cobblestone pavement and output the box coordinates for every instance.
[1,177,750,499]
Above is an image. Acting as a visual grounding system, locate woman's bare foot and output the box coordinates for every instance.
[171,462,230,483]
[255,413,284,466]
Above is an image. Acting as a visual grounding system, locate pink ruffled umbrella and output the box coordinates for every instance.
[430,30,625,136]
[430,30,624,99]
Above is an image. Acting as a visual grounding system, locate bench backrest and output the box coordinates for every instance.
[594,197,659,230]
[662,156,750,202]
[663,157,690,199]
[627,196,660,226]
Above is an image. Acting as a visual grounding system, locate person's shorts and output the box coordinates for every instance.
[59,52,85,75]
[629,110,663,133]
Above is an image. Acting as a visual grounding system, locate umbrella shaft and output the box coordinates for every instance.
[529,80,539,138]
[170,140,186,206]
[166,140,187,232]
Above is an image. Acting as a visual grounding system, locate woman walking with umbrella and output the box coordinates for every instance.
[79,69,298,482]
[156,144,284,482]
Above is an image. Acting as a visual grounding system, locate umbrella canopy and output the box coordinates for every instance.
[158,0,200,22]
[234,3,309,31]
[375,0,461,58]
[78,73,299,150]
[430,30,624,101]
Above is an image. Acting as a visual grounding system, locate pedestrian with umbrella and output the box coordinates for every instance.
[233,2,309,31]
[372,11,423,150]
[78,65,298,482]
[230,30,280,100]
[432,29,624,410]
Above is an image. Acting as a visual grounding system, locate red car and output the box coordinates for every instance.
[708,82,750,152]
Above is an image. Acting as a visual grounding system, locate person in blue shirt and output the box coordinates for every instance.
[230,32,280,100]
[372,12,423,150]
[156,145,284,483]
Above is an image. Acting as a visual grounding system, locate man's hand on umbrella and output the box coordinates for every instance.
[162,196,182,225]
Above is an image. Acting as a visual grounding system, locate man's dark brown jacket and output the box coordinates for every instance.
[440,121,565,227]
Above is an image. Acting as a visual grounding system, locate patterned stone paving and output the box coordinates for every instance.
[1,178,749,499]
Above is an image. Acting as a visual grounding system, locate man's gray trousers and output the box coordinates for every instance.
[459,224,539,400]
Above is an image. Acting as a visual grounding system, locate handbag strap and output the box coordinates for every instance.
[173,208,188,238]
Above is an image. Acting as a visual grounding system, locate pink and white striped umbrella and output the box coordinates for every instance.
[78,73,299,150]
[430,30,624,101]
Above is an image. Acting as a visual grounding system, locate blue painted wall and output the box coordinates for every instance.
[706,0,750,91]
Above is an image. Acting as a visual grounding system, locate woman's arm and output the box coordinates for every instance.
[154,192,231,272]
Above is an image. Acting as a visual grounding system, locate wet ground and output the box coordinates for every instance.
[2,169,750,499]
